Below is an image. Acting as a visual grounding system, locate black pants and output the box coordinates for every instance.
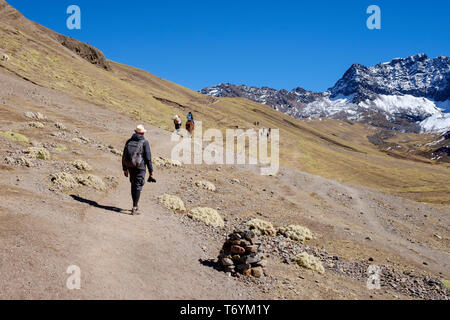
[129,168,146,207]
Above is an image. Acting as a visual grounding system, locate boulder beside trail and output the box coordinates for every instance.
[217,230,268,278]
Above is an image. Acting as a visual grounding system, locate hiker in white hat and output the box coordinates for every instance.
[122,124,155,215]
[135,124,147,134]
[172,115,182,132]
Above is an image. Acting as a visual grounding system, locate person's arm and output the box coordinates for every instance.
[122,141,129,176]
[144,141,153,174]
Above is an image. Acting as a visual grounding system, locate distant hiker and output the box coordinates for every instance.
[172,115,182,132]
[122,125,155,215]
[187,112,195,124]
[268,128,272,139]
[260,128,267,138]
[186,112,195,135]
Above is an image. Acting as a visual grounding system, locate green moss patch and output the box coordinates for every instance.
[0,131,29,143]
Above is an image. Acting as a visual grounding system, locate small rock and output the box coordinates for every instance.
[251,267,264,278]
[55,123,67,130]
[245,245,259,254]
[242,230,255,241]
[221,258,234,266]
[243,268,252,277]
[235,263,251,272]
[231,255,241,262]
[256,259,268,267]
[243,254,263,264]
[231,245,245,255]
[224,265,235,273]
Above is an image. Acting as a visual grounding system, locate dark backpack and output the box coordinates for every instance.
[124,140,145,168]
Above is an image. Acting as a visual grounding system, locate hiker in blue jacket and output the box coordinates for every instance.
[187,112,194,124]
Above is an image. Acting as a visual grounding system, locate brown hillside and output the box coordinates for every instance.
[0,0,449,204]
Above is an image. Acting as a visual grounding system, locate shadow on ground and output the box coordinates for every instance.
[199,258,219,270]
[70,195,129,214]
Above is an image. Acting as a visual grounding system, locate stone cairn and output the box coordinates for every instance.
[217,230,267,278]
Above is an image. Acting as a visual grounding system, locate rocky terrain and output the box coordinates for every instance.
[200,54,450,133]
[56,35,111,71]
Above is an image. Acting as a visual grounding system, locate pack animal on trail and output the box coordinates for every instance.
[186,121,194,135]
[186,112,195,135]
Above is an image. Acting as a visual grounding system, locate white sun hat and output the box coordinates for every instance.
[135,124,147,134]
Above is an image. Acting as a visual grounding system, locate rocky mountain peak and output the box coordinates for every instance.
[200,54,450,133]
[330,54,450,102]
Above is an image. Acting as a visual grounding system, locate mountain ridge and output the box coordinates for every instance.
[200,54,450,133]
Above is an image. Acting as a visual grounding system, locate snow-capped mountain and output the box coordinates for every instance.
[330,54,450,103]
[200,54,450,133]
[199,84,323,116]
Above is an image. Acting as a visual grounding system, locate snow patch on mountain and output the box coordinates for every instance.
[296,94,357,119]
[298,94,444,123]
[420,113,450,133]
[359,95,441,120]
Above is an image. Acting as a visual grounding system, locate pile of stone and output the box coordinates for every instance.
[217,230,267,278]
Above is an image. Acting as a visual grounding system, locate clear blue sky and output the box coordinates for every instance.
[7,0,450,92]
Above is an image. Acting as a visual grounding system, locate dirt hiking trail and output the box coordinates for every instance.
[0,129,259,299]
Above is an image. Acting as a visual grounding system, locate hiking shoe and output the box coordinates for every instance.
[131,207,140,215]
